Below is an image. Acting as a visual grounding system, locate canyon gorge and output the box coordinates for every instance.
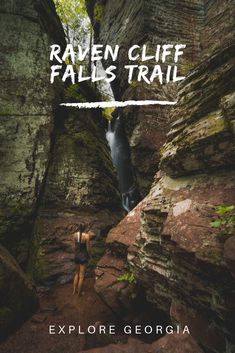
[0,1,235,353]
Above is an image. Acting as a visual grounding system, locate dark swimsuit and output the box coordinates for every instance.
[74,232,89,265]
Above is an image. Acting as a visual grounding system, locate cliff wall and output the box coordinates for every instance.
[87,0,205,194]
[0,0,65,337]
[89,1,235,352]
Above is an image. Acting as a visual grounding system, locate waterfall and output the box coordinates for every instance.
[106,120,116,164]
[106,116,141,212]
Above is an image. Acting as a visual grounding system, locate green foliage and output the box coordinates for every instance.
[117,272,137,284]
[102,107,115,120]
[129,80,138,88]
[210,204,235,241]
[53,0,91,46]
[117,272,137,300]
[214,205,234,215]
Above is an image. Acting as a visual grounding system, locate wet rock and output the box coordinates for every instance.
[0,245,38,340]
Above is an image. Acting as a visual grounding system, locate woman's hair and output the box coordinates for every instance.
[78,223,86,233]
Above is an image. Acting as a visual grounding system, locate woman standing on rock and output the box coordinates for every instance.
[72,223,91,295]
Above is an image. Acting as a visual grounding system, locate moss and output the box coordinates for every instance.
[102,107,115,120]
[27,221,49,283]
[94,3,105,22]
[64,82,103,103]
[75,131,96,147]
[180,111,226,146]
[64,84,88,102]
[0,105,14,116]
[73,130,112,167]
[161,110,228,165]
[199,247,224,265]
[130,80,138,88]
[180,61,195,76]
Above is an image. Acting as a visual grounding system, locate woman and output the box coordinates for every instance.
[72,223,91,295]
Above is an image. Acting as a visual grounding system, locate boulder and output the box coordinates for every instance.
[79,334,204,353]
[224,236,235,278]
[151,333,204,353]
[0,245,38,340]
[95,201,145,315]
[129,166,235,353]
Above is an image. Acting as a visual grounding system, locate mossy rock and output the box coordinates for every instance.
[94,3,105,22]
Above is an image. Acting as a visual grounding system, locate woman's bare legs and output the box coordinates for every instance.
[73,265,80,294]
[77,264,86,296]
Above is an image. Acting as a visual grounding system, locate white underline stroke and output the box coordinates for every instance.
[60,100,177,109]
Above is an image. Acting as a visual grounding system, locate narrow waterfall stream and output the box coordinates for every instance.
[106,115,141,212]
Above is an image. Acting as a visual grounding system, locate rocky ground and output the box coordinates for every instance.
[0,277,116,353]
[0,274,204,353]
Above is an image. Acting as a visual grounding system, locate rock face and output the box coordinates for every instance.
[87,0,205,195]
[0,0,65,264]
[0,0,65,338]
[87,0,235,195]
[0,245,38,340]
[88,2,235,353]
[95,201,144,316]
[129,36,235,353]
[160,44,235,176]
[29,102,122,285]
[129,10,235,352]
[224,236,235,279]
